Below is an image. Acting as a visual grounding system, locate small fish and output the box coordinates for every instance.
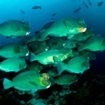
[97,1,104,6]
[54,74,78,85]
[73,7,81,13]
[51,17,54,20]
[32,6,41,10]
[20,10,25,14]
[87,0,92,6]
[83,1,88,8]
[46,37,65,49]
[52,13,56,16]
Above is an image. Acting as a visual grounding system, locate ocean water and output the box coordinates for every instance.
[0,0,105,105]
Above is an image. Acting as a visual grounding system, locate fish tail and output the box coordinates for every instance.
[39,6,41,9]
[29,52,37,62]
[77,43,84,51]
[54,62,65,75]
[3,78,13,89]
[39,29,48,40]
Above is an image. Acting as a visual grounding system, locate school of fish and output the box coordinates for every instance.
[0,17,104,94]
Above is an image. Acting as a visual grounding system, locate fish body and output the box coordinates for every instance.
[0,43,29,58]
[78,35,105,51]
[0,57,27,72]
[71,28,94,41]
[30,49,74,65]
[32,6,41,9]
[83,1,88,8]
[54,74,77,85]
[0,20,30,38]
[39,17,87,40]
[73,7,81,13]
[3,71,51,93]
[28,41,49,54]
[97,1,104,6]
[57,56,90,74]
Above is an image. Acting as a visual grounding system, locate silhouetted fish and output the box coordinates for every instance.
[32,6,41,9]
[51,17,54,20]
[20,10,25,14]
[52,13,56,16]
[73,7,81,13]
[97,1,104,6]
[83,1,88,8]
[87,0,92,6]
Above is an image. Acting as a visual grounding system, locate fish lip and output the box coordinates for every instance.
[83,28,87,32]
[26,32,30,35]
[78,27,87,32]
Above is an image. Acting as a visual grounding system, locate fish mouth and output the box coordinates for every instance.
[77,27,87,32]
[26,32,30,35]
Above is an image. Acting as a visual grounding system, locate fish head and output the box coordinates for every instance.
[20,21,30,36]
[39,73,51,88]
[74,19,87,33]
[81,61,90,71]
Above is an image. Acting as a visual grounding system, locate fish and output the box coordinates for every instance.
[3,71,51,93]
[46,68,58,78]
[87,0,92,6]
[52,13,56,16]
[78,50,96,60]
[73,7,81,13]
[20,10,25,14]
[71,28,94,41]
[97,1,104,6]
[78,35,105,51]
[26,62,43,72]
[63,39,77,49]
[29,48,74,65]
[54,74,77,85]
[83,1,88,8]
[0,20,30,38]
[34,21,54,41]
[56,56,90,74]
[0,43,29,58]
[39,17,87,40]
[0,57,27,72]
[32,6,41,9]
[46,37,65,49]
[28,40,49,54]
[51,17,54,20]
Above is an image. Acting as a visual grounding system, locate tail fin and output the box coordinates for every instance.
[39,29,48,40]
[39,6,41,9]
[77,43,84,51]
[54,62,65,75]
[29,52,37,62]
[3,78,13,89]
